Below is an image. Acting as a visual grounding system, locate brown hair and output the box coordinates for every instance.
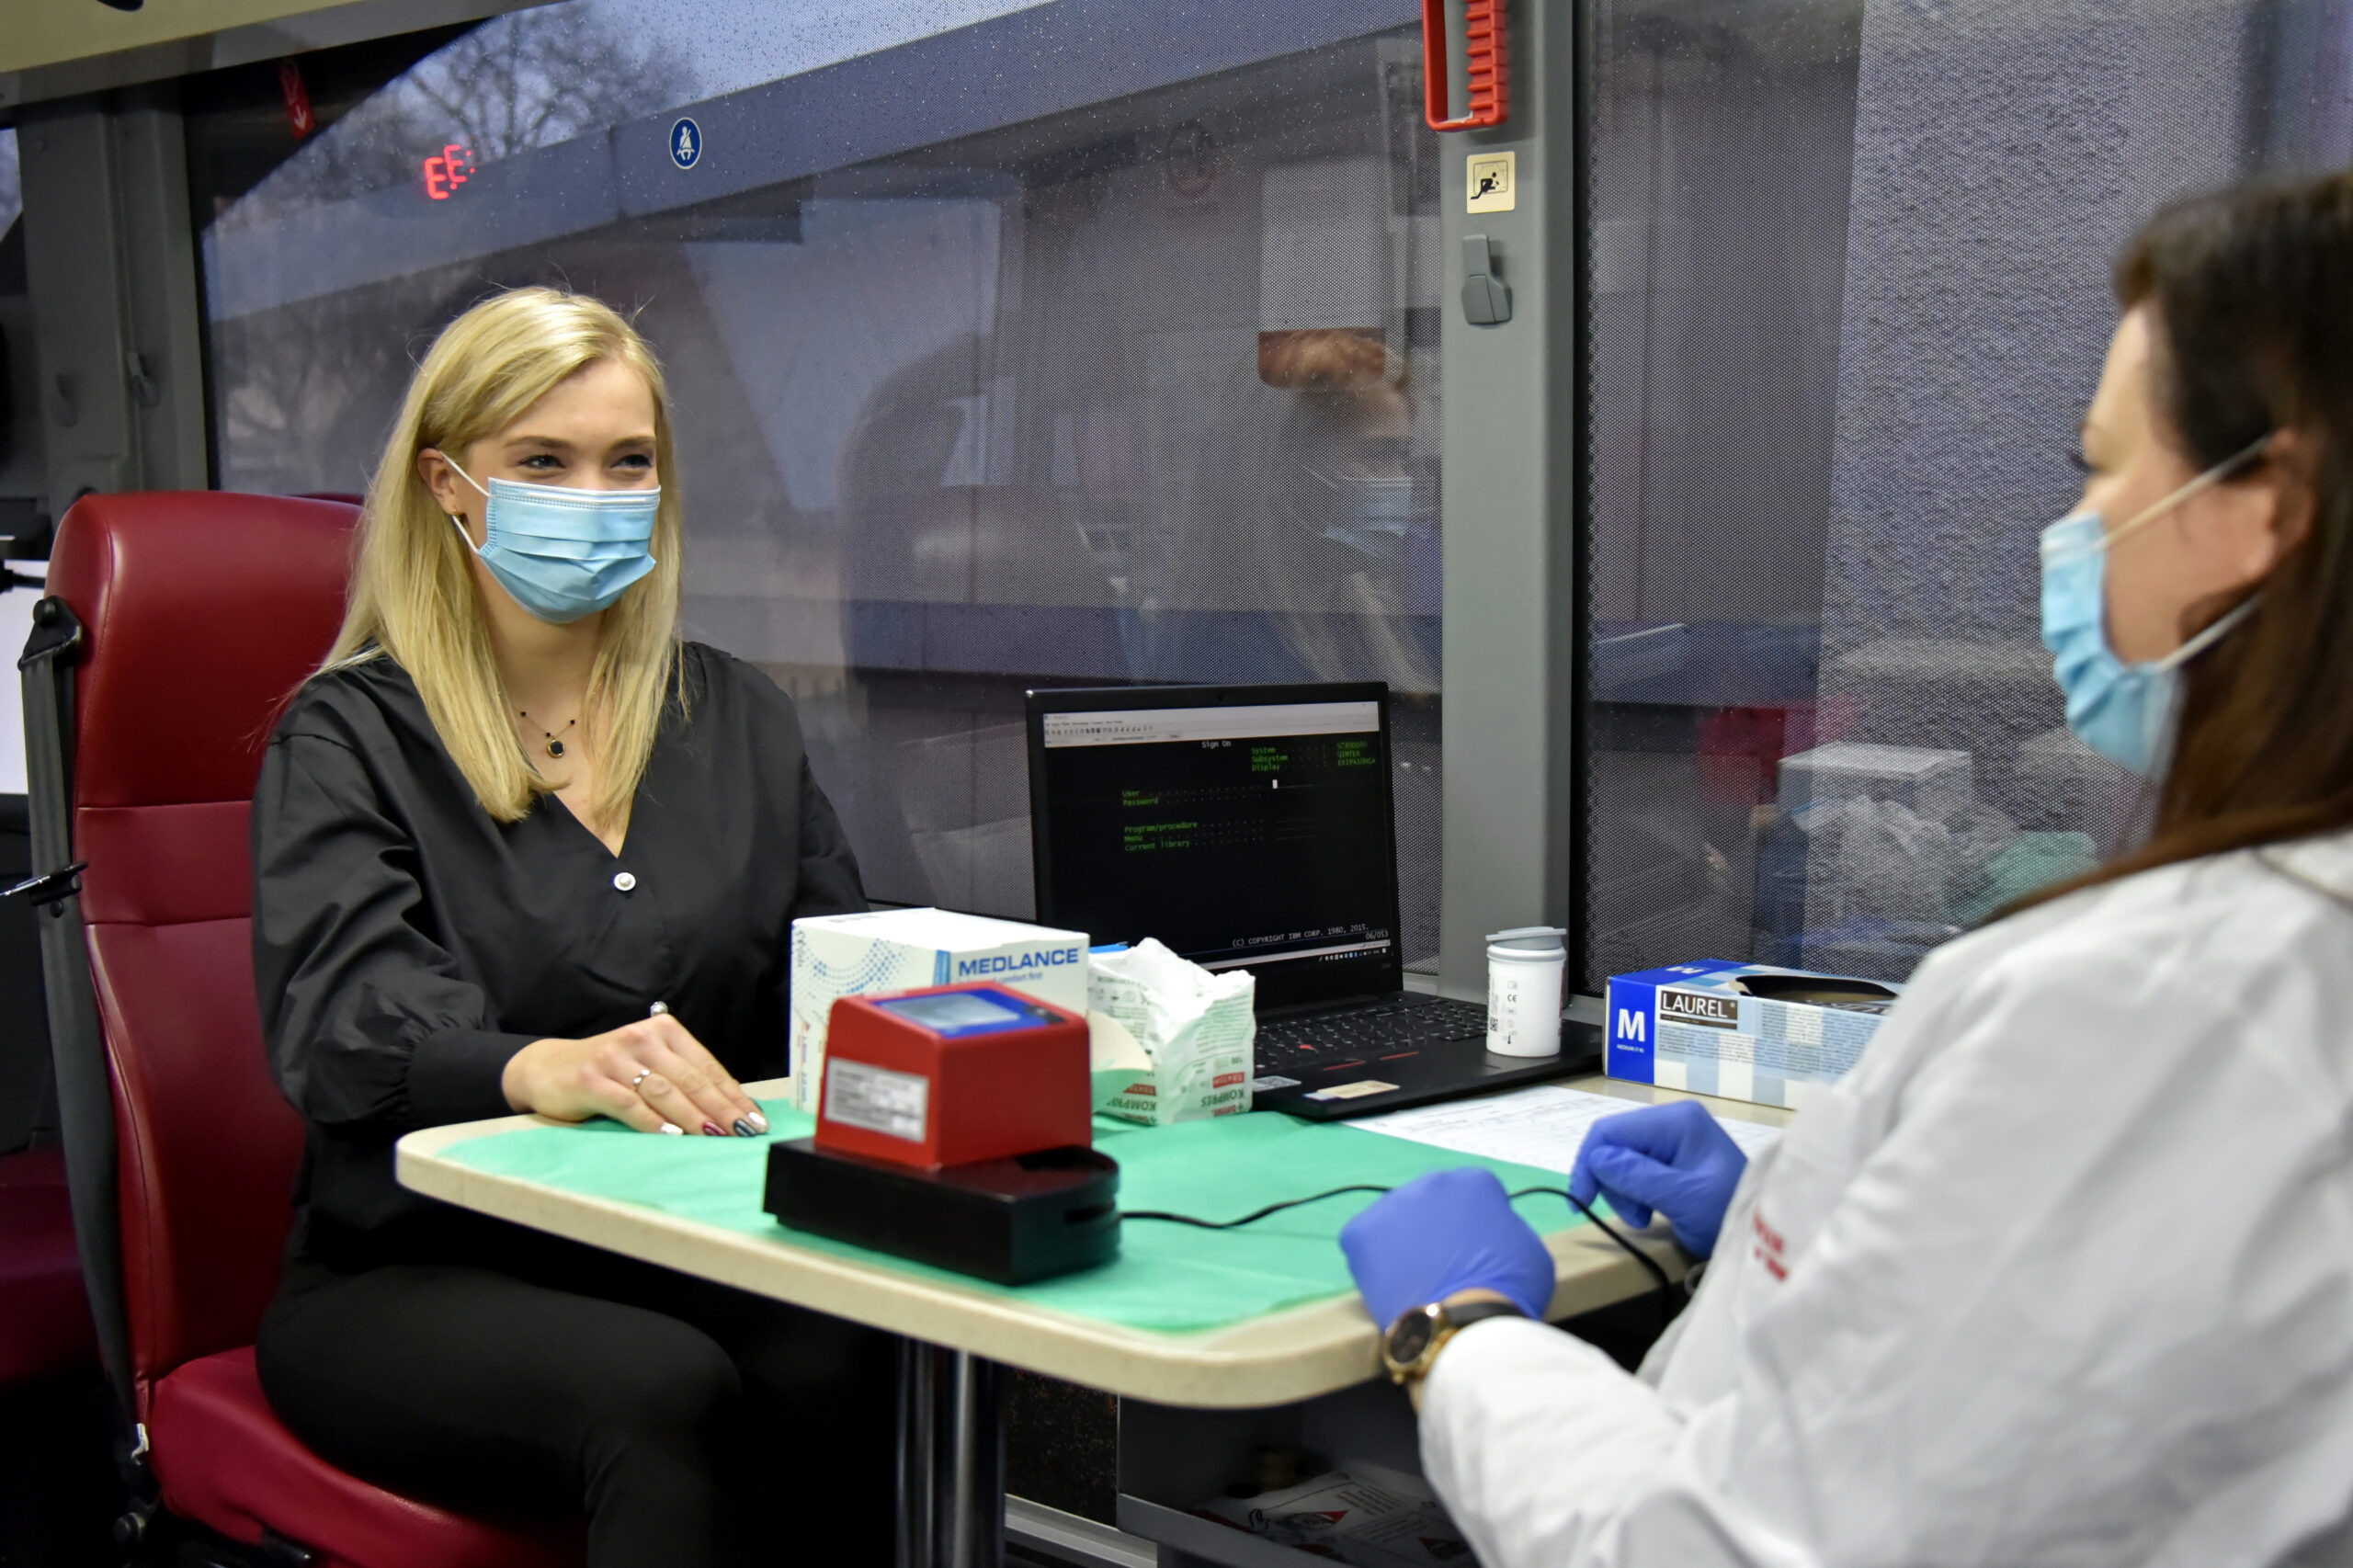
[2018,171,2353,910]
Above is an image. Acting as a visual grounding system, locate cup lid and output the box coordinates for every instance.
[1485,925,1566,953]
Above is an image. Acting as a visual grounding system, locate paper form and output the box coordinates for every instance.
[1353,1085,1783,1175]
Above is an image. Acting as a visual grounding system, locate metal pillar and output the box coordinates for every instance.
[1437,0,1584,997]
[17,84,210,505]
[898,1344,1005,1568]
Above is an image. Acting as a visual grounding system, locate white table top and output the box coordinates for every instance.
[396,1074,1787,1409]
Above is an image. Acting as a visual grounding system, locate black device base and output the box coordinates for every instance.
[764,1139,1120,1285]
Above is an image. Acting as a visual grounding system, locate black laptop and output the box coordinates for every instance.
[1025,682,1597,1120]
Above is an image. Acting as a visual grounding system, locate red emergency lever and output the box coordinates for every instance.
[1421,0,1510,131]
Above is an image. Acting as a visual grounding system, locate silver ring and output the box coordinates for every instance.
[631,1068,653,1090]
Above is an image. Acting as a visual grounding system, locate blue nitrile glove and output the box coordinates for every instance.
[1339,1167,1555,1328]
[1569,1099,1746,1257]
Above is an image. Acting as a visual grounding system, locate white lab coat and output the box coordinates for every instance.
[1421,830,2353,1568]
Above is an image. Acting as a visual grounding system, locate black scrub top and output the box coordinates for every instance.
[251,642,866,1264]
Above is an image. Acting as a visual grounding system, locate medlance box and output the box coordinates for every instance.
[790,908,1090,1112]
[1605,960,1902,1111]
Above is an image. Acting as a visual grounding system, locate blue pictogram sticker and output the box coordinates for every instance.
[669,118,701,171]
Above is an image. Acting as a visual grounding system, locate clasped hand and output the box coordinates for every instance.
[502,1015,768,1138]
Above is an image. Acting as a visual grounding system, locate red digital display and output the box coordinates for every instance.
[422,144,475,200]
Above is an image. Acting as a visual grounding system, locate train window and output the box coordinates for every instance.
[0,130,18,238]
[1,122,39,581]
[1581,0,2353,986]
[185,3,1446,951]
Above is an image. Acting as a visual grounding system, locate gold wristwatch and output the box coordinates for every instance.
[1381,1298,1525,1386]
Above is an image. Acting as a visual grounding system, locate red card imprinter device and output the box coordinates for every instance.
[763,984,1118,1283]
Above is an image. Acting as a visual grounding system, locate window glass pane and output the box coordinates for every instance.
[616,0,1054,99]
[189,1,1445,960]
[0,130,19,238]
[1583,0,2353,986]
[1,123,35,802]
[1,122,34,511]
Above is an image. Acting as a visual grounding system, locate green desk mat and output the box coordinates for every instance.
[440,1102,1591,1335]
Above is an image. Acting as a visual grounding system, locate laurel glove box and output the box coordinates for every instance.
[814,985,1093,1169]
[1605,960,1902,1111]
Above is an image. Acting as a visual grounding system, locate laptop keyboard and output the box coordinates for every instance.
[1254,996,1490,1077]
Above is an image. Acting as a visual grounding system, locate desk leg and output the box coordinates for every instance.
[942,1352,1005,1568]
[898,1342,938,1568]
[897,1345,1004,1568]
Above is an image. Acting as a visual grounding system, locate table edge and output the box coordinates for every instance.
[395,1106,1686,1408]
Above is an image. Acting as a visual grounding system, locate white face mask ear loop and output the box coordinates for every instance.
[437,451,490,499]
[2103,432,2274,552]
[435,450,492,551]
[2154,594,2258,673]
[446,510,486,557]
[2132,434,2273,671]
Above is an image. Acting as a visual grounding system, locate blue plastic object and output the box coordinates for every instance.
[1569,1099,1745,1257]
[1339,1166,1554,1327]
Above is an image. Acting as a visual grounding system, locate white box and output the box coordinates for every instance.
[788,908,1091,1111]
[1777,742,1974,824]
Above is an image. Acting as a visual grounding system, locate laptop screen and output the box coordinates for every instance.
[1027,684,1403,1012]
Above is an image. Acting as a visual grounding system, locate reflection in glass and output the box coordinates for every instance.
[220,8,695,230]
[0,131,19,239]
[192,5,1445,960]
[1584,0,2353,984]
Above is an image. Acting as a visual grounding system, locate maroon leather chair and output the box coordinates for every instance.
[24,493,577,1568]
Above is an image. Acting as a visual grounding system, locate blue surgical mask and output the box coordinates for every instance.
[443,457,660,624]
[2040,437,2267,776]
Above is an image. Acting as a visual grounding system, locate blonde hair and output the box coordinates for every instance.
[323,287,685,829]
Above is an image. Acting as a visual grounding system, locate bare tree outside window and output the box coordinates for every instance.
[204,6,694,493]
[606,0,1052,102]
[218,4,695,231]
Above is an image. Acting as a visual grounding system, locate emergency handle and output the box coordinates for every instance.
[1421,0,1510,131]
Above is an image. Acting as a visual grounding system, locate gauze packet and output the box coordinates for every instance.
[1087,939,1256,1125]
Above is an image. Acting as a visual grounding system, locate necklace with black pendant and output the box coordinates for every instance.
[518,710,578,760]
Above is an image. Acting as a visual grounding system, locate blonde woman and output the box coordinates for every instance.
[251,289,891,1565]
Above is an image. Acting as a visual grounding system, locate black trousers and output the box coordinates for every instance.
[255,1218,899,1567]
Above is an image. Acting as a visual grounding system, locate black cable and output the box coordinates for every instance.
[1123,1184,1396,1229]
[1123,1182,1681,1327]
[1526,1186,1677,1326]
